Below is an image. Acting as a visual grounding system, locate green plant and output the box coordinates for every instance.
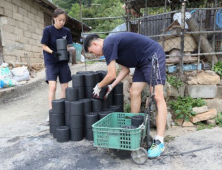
[169,97,206,120]
[124,103,131,113]
[213,61,222,77]
[196,122,215,131]
[167,75,184,88]
[86,61,98,65]
[215,112,222,127]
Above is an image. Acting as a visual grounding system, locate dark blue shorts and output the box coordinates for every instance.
[45,64,71,84]
[133,49,166,85]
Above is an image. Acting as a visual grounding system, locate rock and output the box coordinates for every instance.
[192,106,208,115]
[205,70,217,76]
[182,121,194,127]
[187,85,217,98]
[203,119,216,126]
[196,71,220,85]
[174,119,184,126]
[205,98,222,113]
[216,86,222,99]
[189,109,217,123]
[166,112,172,128]
[186,77,198,85]
[220,79,222,86]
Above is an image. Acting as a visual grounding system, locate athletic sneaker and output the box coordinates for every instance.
[148,139,164,158]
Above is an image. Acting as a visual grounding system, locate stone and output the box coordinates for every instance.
[182,121,194,127]
[203,119,216,126]
[205,70,217,76]
[192,106,208,115]
[216,86,222,99]
[196,71,220,85]
[187,85,217,98]
[187,78,198,85]
[189,109,217,123]
[205,98,222,113]
[174,119,184,126]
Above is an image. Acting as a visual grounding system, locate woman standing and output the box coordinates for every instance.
[41,8,73,122]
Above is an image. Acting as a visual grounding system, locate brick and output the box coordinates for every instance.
[32,33,39,40]
[29,39,36,46]
[24,31,31,38]
[187,85,217,98]
[24,44,32,51]
[3,48,16,55]
[18,7,27,17]
[23,16,31,25]
[12,0,22,7]
[18,22,28,31]
[37,10,44,18]
[30,6,37,15]
[6,18,16,26]
[13,12,23,21]
[3,32,16,41]
[190,109,217,123]
[4,9,13,17]
[28,12,35,20]
[22,2,30,11]
[31,20,38,28]
[14,27,23,35]
[36,28,42,35]
[38,23,44,29]
[28,25,36,33]
[2,39,15,47]
[12,3,18,12]
[2,25,14,34]
[36,16,43,24]
[0,1,13,10]
[0,7,4,15]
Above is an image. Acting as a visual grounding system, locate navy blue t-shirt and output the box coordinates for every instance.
[103,32,162,67]
[41,25,73,65]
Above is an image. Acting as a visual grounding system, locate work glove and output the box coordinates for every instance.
[92,83,101,98]
[52,51,61,58]
[104,84,113,100]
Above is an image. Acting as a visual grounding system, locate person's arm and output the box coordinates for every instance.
[42,44,53,54]
[111,64,130,88]
[97,60,117,88]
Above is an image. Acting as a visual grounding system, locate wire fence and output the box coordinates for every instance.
[80,0,222,76]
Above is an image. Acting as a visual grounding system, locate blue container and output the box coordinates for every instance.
[167,63,202,73]
[73,43,82,61]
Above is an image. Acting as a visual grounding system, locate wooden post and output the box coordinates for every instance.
[186,17,218,63]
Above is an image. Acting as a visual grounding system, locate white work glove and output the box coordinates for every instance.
[104,85,113,100]
[93,83,101,98]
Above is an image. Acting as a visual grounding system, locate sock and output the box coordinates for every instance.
[155,135,164,144]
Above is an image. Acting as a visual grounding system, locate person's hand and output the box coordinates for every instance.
[92,84,101,98]
[104,85,113,100]
[52,51,61,58]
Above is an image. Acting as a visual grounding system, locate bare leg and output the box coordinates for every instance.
[48,81,57,109]
[130,82,147,113]
[60,83,68,99]
[153,84,167,137]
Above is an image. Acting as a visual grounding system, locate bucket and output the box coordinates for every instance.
[73,43,82,61]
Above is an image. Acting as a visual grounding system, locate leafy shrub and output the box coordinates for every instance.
[213,61,222,77]
[215,112,222,127]
[167,75,184,88]
[169,97,206,121]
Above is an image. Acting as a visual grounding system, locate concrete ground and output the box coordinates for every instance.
[0,64,222,170]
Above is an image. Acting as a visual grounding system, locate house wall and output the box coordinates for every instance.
[0,0,44,66]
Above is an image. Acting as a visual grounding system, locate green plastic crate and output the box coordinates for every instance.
[92,112,145,151]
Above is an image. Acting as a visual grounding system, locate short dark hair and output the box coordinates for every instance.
[83,34,100,52]
[53,8,67,19]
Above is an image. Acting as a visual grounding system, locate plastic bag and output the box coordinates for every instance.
[173,12,191,29]
[0,78,18,88]
[0,67,12,79]
[11,66,29,77]
[12,72,30,82]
